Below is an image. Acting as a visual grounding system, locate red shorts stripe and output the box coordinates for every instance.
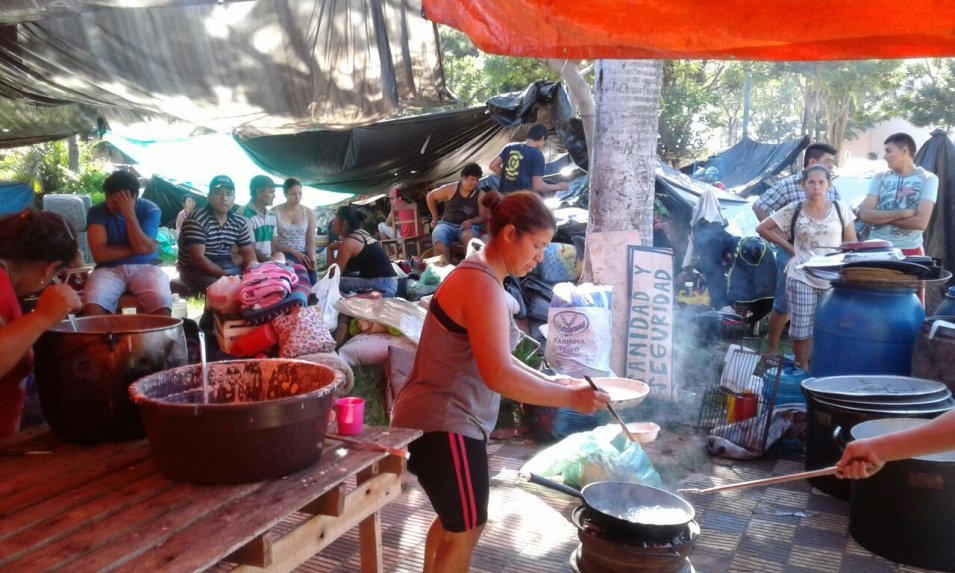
[448,433,474,529]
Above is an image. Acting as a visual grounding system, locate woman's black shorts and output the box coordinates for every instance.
[407,431,489,533]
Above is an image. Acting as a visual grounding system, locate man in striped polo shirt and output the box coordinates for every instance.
[240,175,277,262]
[177,175,256,293]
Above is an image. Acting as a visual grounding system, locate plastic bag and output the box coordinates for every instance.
[310,263,342,330]
[520,424,662,489]
[206,275,242,314]
[155,227,178,265]
[544,282,613,377]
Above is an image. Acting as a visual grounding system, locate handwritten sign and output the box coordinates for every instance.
[625,246,675,399]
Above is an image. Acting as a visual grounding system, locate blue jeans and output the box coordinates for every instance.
[339,276,398,298]
[432,221,480,245]
[178,257,239,293]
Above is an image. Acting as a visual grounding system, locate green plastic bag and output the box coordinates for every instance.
[155,227,178,265]
[520,424,662,489]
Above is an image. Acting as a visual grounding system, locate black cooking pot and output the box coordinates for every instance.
[848,418,955,571]
[527,473,694,541]
[802,375,952,500]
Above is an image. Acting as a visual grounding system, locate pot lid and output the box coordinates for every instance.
[818,387,952,407]
[802,375,947,399]
[814,394,955,416]
[851,418,955,462]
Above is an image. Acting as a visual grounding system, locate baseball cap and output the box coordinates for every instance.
[208,175,235,193]
[249,175,276,196]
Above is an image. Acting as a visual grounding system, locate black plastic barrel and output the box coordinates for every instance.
[911,316,955,392]
[812,281,924,377]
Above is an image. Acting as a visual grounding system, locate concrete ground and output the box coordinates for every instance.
[240,436,945,573]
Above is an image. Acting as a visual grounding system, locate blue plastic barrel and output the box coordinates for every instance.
[812,282,925,377]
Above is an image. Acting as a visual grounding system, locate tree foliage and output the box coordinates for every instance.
[893,59,955,130]
[0,138,109,207]
[438,26,557,106]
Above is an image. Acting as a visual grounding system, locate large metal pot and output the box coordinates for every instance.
[802,375,952,499]
[130,359,341,484]
[849,418,955,571]
[34,315,187,443]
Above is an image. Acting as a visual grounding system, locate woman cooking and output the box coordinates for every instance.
[757,165,856,369]
[0,210,82,438]
[390,191,609,573]
[273,177,317,283]
[329,205,398,297]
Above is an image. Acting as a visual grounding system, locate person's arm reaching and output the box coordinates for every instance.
[838,408,955,479]
[426,184,452,223]
[0,284,80,378]
[304,208,317,269]
[531,176,569,193]
[460,269,608,413]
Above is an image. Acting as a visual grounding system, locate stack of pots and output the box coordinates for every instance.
[801,375,954,499]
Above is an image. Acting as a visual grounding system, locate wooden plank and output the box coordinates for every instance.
[229,470,403,573]
[225,532,276,568]
[0,472,176,568]
[0,441,153,515]
[66,482,261,573]
[357,466,383,573]
[120,427,419,572]
[0,456,159,542]
[299,484,345,517]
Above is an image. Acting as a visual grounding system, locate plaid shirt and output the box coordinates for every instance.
[754,172,841,214]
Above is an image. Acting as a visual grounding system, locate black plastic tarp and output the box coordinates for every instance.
[234,82,582,195]
[235,107,519,195]
[0,0,448,142]
[683,136,809,197]
[142,176,206,228]
[915,128,955,303]
[487,80,589,170]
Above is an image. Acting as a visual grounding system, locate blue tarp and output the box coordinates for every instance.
[0,182,34,215]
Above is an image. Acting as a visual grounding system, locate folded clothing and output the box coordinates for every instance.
[239,262,298,309]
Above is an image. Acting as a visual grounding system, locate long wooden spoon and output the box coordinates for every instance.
[678,466,838,495]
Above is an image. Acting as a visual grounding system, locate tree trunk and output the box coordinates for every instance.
[67,136,79,172]
[587,59,663,247]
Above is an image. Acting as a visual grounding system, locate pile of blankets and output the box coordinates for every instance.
[238,261,312,324]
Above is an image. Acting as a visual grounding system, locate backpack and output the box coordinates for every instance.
[789,200,846,243]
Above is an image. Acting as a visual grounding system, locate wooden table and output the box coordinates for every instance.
[0,425,420,572]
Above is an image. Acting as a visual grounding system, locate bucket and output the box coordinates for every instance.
[849,418,955,571]
[812,281,924,377]
[34,315,187,443]
[911,316,955,392]
[130,359,342,484]
[763,364,809,407]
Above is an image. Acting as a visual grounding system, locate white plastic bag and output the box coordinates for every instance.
[544,282,613,377]
[206,275,242,314]
[310,263,342,330]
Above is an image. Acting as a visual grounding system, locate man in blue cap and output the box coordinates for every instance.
[176,175,256,293]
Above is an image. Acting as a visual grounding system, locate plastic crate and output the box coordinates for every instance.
[214,314,257,355]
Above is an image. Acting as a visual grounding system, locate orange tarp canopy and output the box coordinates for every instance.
[423,0,955,60]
